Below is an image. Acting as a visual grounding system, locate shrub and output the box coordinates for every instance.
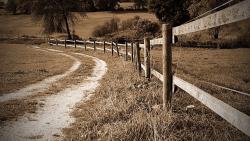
[92,17,120,37]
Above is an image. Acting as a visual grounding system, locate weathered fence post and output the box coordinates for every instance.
[144,37,151,79]
[116,42,119,56]
[84,40,87,51]
[134,43,137,69]
[94,40,96,51]
[56,39,58,46]
[64,39,67,48]
[131,42,134,62]
[74,40,76,48]
[162,24,173,110]
[104,41,106,53]
[136,42,142,75]
[125,41,128,61]
[111,41,114,56]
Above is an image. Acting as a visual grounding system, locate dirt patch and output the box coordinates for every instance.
[0,44,73,95]
[59,46,249,140]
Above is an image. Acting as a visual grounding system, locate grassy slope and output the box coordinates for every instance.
[0,12,157,38]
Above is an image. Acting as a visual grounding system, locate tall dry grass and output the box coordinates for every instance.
[63,50,249,141]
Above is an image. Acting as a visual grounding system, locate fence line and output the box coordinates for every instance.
[48,37,250,136]
[47,0,250,136]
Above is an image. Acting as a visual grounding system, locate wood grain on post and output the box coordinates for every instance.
[111,41,114,56]
[162,24,173,110]
[84,40,87,51]
[144,37,151,79]
[104,41,106,53]
[136,42,142,75]
[131,42,134,62]
[94,40,96,51]
[125,41,128,61]
[116,42,119,56]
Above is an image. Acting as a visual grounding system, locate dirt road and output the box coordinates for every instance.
[0,48,107,141]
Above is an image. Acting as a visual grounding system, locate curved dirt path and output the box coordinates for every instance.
[0,51,107,141]
[0,47,81,103]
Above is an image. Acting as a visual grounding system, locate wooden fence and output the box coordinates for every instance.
[48,0,250,137]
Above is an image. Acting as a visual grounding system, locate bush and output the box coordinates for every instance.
[92,17,120,37]
[120,16,160,38]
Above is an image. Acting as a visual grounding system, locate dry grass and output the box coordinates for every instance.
[0,12,157,38]
[147,47,250,115]
[0,44,95,124]
[119,2,135,9]
[60,47,249,141]
[0,43,73,95]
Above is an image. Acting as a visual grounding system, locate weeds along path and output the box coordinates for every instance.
[0,46,81,102]
[0,49,107,141]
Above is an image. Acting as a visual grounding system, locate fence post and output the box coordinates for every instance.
[111,41,114,56]
[64,39,67,48]
[131,42,134,62]
[144,37,151,79]
[84,40,87,51]
[134,43,137,69]
[94,40,96,51]
[74,40,76,48]
[116,42,119,56]
[104,41,106,53]
[125,41,128,61]
[162,24,173,110]
[136,42,142,75]
[56,39,58,46]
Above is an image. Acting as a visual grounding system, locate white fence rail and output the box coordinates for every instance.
[48,0,250,137]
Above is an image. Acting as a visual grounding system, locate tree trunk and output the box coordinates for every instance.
[63,14,71,40]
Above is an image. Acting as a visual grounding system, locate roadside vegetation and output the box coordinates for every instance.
[92,16,160,41]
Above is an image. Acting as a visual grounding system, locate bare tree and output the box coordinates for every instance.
[32,0,83,39]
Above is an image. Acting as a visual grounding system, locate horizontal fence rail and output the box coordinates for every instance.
[48,36,250,136]
[173,0,250,36]
[47,0,250,137]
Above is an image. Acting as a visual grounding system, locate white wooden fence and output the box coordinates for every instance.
[48,0,250,137]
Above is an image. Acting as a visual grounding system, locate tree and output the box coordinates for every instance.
[134,0,146,10]
[17,0,34,14]
[93,0,120,11]
[32,0,82,39]
[148,0,190,26]
[6,0,17,14]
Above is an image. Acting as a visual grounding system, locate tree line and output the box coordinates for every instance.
[4,0,229,39]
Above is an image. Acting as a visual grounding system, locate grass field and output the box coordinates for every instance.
[0,44,73,95]
[0,12,157,38]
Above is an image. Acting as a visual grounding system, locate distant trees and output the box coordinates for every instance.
[148,0,190,26]
[5,0,34,15]
[17,0,33,14]
[133,0,146,10]
[6,0,17,14]
[93,0,120,11]
[32,0,83,39]
[80,0,120,11]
